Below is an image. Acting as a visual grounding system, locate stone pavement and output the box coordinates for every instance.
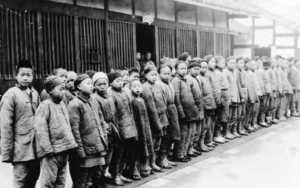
[0,118,300,188]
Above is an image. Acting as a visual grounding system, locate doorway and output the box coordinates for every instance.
[136,24,156,65]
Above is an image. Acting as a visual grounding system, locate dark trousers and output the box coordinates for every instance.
[109,138,135,177]
[290,91,298,113]
[174,120,195,158]
[40,152,68,188]
[237,103,246,124]
[12,159,40,188]
[228,105,238,131]
[251,102,260,126]
[243,102,255,128]
[75,166,97,188]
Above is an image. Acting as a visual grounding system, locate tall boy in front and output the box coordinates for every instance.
[0,60,40,188]
[34,76,77,187]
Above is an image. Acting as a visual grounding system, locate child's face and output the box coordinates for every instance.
[237,59,245,70]
[78,78,94,95]
[50,83,66,102]
[66,72,77,91]
[159,66,171,83]
[208,58,216,70]
[16,68,33,87]
[111,77,124,90]
[189,67,200,77]
[120,70,129,84]
[55,69,68,83]
[131,80,143,96]
[200,62,208,74]
[146,70,158,83]
[177,63,187,77]
[129,72,140,81]
[217,59,225,69]
[94,78,108,94]
[249,61,255,71]
[227,59,236,70]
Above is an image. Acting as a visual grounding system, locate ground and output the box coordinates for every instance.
[0,118,300,188]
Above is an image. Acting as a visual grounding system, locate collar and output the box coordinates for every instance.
[176,74,186,81]
[111,86,122,93]
[77,95,91,103]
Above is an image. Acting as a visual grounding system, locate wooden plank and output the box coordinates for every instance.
[228,14,248,19]
[154,0,157,18]
[273,19,275,45]
[131,0,135,17]
[37,11,44,76]
[74,16,81,73]
[275,33,296,37]
[175,1,180,57]
[104,0,111,72]
[154,26,159,66]
[276,46,294,49]
[255,25,273,30]
[294,30,298,57]
[251,17,255,57]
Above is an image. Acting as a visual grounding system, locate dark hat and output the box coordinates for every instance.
[158,64,173,73]
[262,56,271,66]
[188,60,201,69]
[144,66,157,75]
[108,71,122,84]
[16,60,33,72]
[74,74,90,90]
[85,70,96,78]
[227,56,236,62]
[45,76,64,93]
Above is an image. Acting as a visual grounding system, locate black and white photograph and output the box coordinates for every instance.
[0,0,300,188]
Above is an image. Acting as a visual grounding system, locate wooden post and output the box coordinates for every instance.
[251,17,255,57]
[37,11,43,78]
[74,16,81,73]
[294,30,298,58]
[154,26,159,66]
[273,20,276,45]
[104,0,112,72]
[175,1,180,57]
[154,0,158,19]
[133,23,137,67]
[131,0,135,17]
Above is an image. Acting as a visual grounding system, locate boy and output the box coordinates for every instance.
[107,71,138,185]
[0,60,40,188]
[287,57,300,117]
[185,61,203,155]
[118,67,131,98]
[215,56,230,142]
[68,74,108,188]
[141,66,168,171]
[171,61,199,161]
[223,57,240,139]
[40,66,70,105]
[91,72,120,184]
[34,76,77,187]
[65,71,78,101]
[196,60,216,151]
[157,64,181,168]
[130,79,154,177]
[204,55,222,145]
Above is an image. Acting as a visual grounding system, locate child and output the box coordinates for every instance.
[141,66,168,171]
[171,61,199,161]
[68,74,108,188]
[130,79,155,177]
[0,60,40,187]
[214,56,230,142]
[204,55,222,145]
[34,76,77,187]
[185,61,203,155]
[196,60,216,152]
[91,72,120,184]
[287,57,300,117]
[223,57,240,139]
[107,71,138,186]
[65,71,78,101]
[118,67,131,98]
[40,66,70,105]
[157,64,181,168]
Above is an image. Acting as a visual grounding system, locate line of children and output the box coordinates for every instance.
[2,54,300,188]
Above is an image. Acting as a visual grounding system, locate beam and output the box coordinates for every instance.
[251,18,255,56]
[234,44,259,49]
[228,14,248,19]
[275,33,297,37]
[276,46,295,49]
[255,26,273,30]
[175,3,196,12]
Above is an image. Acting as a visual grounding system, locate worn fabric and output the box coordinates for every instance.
[224,68,240,104]
[40,151,69,188]
[34,99,77,158]
[243,102,255,128]
[249,70,263,97]
[68,96,107,160]
[288,66,299,90]
[204,111,214,143]
[245,70,257,103]
[205,69,221,105]
[283,69,293,94]
[74,166,97,188]
[141,81,169,137]
[215,68,229,90]
[12,160,40,188]
[0,86,40,162]
[228,105,238,129]
[108,87,137,139]
[171,75,198,121]
[236,68,248,101]
[65,90,77,103]
[251,102,260,126]
[196,75,216,110]
[256,68,271,95]
[186,74,204,120]
[157,80,181,140]
[218,90,230,123]
[45,76,64,93]
[255,69,266,95]
[275,67,284,95]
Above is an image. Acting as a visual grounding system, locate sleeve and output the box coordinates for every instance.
[141,86,162,131]
[171,79,185,119]
[263,71,271,94]
[236,71,244,100]
[0,91,15,162]
[68,102,86,158]
[98,105,108,141]
[34,104,53,156]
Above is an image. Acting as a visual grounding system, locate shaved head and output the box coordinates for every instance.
[66,71,77,91]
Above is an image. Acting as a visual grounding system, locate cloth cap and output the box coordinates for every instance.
[92,72,108,85]
[262,56,271,66]
[227,56,236,62]
[215,55,225,63]
[16,60,33,72]
[74,74,90,90]
[86,70,96,78]
[108,72,122,84]
[45,76,64,93]
[144,66,157,75]
[188,60,201,69]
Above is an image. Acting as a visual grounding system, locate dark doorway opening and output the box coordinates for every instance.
[254,47,271,57]
[136,24,156,65]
